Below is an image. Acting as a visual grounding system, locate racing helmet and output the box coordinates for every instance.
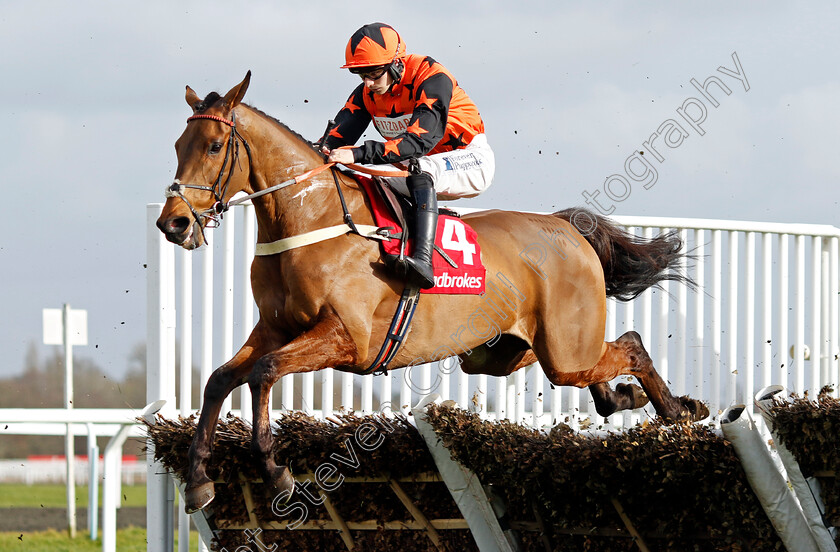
[341,23,406,79]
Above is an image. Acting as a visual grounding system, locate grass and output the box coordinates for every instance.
[0,484,147,508]
[0,528,200,551]
[0,484,201,550]
[0,528,148,551]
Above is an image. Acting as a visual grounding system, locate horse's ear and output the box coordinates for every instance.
[185,86,201,112]
[222,70,251,111]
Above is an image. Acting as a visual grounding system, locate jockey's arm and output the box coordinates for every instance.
[323,85,371,152]
[350,74,452,165]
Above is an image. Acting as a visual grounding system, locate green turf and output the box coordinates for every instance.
[0,485,201,550]
[0,528,160,551]
[0,484,147,508]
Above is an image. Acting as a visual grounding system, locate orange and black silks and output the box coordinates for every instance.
[324,54,485,165]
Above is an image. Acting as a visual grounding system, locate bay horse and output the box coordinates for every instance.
[156,72,708,513]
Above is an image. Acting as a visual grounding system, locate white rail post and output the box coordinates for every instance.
[675,229,688,399]
[179,247,193,419]
[178,247,193,552]
[821,245,830,389]
[146,204,177,552]
[221,209,236,415]
[605,300,620,428]
[200,225,215,404]
[87,423,99,540]
[744,232,756,411]
[831,238,840,396]
[778,235,790,390]
[622,231,637,428]
[711,229,722,421]
[655,228,669,399]
[727,231,739,408]
[63,303,77,538]
[197,227,214,552]
[811,237,823,394]
[795,235,806,393]
[762,233,773,391]
[693,229,705,401]
[240,204,255,421]
[641,228,654,362]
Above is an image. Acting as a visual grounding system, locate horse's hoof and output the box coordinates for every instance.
[184,481,215,514]
[677,396,710,422]
[617,383,649,410]
[266,466,296,503]
[686,398,710,421]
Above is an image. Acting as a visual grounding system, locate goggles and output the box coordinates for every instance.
[349,65,388,80]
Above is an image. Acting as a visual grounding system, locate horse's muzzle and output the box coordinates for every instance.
[156,215,203,249]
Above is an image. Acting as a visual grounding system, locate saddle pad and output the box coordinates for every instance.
[355,175,486,295]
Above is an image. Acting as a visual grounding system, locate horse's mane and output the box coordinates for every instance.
[248,104,321,154]
[196,92,320,154]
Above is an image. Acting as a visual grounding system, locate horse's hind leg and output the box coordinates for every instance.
[543,331,707,422]
[605,331,708,422]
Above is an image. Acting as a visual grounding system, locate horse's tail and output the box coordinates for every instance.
[554,208,695,301]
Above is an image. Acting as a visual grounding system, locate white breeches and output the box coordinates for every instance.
[359,134,495,200]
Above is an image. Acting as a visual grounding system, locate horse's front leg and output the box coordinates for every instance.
[184,325,280,513]
[248,314,358,501]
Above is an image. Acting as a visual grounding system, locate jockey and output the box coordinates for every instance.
[322,22,495,289]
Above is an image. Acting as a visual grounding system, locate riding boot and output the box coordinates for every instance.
[403,171,438,289]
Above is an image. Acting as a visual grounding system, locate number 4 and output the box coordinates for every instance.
[441,219,476,265]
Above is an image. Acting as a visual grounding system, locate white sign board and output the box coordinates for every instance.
[43,308,88,346]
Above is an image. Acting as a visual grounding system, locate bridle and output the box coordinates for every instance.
[165,111,253,243]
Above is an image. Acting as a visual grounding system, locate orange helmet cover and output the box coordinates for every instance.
[341,23,407,69]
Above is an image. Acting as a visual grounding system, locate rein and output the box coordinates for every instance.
[165,110,409,244]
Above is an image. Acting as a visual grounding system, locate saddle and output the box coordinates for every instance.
[351,173,486,295]
[365,175,462,270]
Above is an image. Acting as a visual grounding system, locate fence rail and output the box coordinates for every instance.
[146,203,840,429]
[0,458,146,485]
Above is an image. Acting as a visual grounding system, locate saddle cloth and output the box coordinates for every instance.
[355,175,486,295]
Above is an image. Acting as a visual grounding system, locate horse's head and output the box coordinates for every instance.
[157,71,253,249]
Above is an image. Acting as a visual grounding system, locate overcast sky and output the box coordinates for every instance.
[1,1,838,380]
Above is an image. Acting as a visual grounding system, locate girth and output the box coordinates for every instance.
[361,285,421,375]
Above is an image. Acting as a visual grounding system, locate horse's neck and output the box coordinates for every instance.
[242,111,364,242]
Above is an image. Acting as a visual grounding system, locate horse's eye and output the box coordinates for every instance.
[209,142,223,155]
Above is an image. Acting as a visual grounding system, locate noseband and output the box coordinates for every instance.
[165,111,253,243]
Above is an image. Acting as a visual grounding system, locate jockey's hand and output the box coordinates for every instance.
[324,147,355,166]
